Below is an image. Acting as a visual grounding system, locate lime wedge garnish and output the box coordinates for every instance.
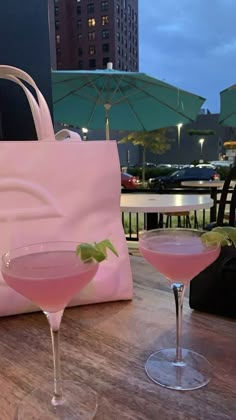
[76,239,118,263]
[201,231,231,247]
[212,226,236,246]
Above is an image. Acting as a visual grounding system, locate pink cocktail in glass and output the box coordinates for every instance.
[140,233,220,285]
[2,250,98,313]
[2,242,99,419]
[139,228,220,391]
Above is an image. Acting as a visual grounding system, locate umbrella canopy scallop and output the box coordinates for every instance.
[219,84,236,127]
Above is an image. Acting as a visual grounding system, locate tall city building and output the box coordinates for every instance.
[51,0,139,71]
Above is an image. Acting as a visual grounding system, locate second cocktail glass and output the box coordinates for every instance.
[139,228,220,391]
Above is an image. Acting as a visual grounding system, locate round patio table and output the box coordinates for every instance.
[120,193,213,230]
[181,181,224,222]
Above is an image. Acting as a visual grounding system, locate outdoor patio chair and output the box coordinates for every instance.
[206,164,236,229]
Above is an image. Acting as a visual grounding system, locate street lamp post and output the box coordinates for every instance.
[82,127,88,140]
[177,123,183,148]
[199,138,205,159]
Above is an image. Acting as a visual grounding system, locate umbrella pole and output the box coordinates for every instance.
[104,103,111,141]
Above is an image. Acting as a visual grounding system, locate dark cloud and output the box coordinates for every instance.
[139,0,236,111]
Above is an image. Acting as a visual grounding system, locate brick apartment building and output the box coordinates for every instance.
[50,0,139,71]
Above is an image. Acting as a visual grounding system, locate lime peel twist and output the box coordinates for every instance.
[76,239,118,263]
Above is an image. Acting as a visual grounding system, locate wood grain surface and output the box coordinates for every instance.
[0,255,235,419]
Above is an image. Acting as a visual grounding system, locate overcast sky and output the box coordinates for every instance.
[139,0,236,113]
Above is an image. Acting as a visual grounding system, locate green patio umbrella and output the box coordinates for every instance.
[52,63,205,140]
[219,84,236,126]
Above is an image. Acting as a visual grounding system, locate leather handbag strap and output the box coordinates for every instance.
[55,129,81,141]
[0,65,55,141]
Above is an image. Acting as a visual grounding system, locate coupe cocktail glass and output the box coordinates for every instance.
[2,241,99,419]
[139,228,220,391]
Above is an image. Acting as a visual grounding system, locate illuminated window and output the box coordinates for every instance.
[101,15,109,25]
[56,34,60,44]
[89,45,96,55]
[88,18,96,27]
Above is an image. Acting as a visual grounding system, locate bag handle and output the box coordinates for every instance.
[0,65,55,141]
[55,129,82,141]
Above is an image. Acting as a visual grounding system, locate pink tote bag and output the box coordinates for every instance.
[0,65,133,316]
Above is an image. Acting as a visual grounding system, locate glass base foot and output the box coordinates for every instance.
[17,380,97,419]
[145,348,212,391]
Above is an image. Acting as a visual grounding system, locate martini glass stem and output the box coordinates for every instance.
[172,283,186,364]
[46,310,65,406]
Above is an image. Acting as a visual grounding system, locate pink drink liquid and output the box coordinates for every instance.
[2,251,98,312]
[139,233,220,285]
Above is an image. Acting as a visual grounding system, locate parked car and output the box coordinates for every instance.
[121,172,141,189]
[148,167,220,189]
[133,162,157,169]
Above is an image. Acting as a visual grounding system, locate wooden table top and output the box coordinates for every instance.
[0,255,235,419]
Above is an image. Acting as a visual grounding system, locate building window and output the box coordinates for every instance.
[101,15,109,25]
[88,18,96,27]
[117,45,120,55]
[77,33,82,40]
[56,47,61,55]
[124,12,127,22]
[128,5,131,14]
[103,57,110,67]
[77,5,81,14]
[56,34,61,44]
[89,59,96,68]
[78,60,83,69]
[134,12,137,23]
[89,45,96,55]
[117,17,120,28]
[87,3,95,14]
[102,30,109,38]
[55,20,59,30]
[55,6,59,16]
[102,43,109,52]
[117,32,120,41]
[77,19,82,28]
[78,47,83,56]
[101,1,109,11]
[88,31,95,40]
[117,4,120,13]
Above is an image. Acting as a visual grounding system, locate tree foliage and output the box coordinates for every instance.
[119,128,173,183]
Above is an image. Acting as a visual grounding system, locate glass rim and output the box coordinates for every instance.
[139,228,206,237]
[1,241,98,268]
[139,228,220,252]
